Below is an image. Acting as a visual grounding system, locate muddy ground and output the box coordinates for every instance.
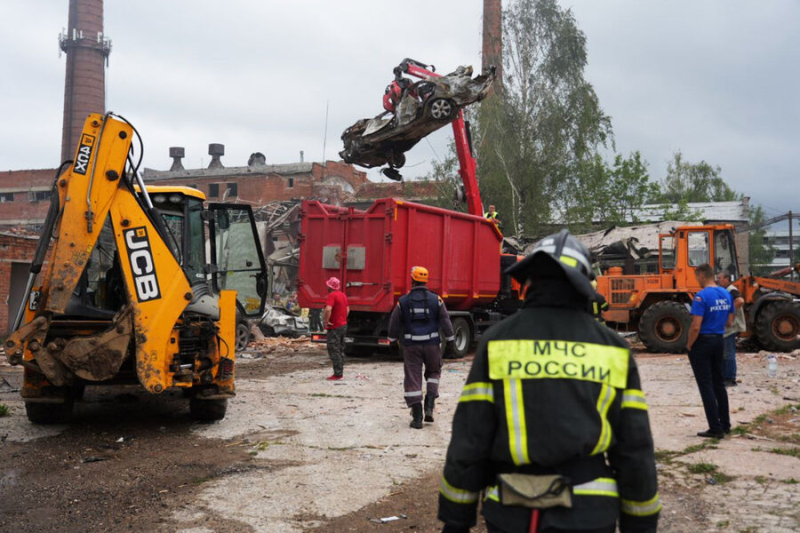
[1,342,798,533]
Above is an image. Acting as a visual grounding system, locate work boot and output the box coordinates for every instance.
[410,404,423,429]
[697,429,725,439]
[424,395,436,423]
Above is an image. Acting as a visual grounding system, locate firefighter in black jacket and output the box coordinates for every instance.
[590,280,610,324]
[438,230,660,533]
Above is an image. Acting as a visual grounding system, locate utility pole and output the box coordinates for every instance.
[790,210,794,281]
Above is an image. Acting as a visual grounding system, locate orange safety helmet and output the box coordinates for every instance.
[410,266,429,283]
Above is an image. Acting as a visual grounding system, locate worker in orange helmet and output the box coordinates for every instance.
[388,266,455,428]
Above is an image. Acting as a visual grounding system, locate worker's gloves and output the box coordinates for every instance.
[444,340,456,358]
[441,525,470,533]
[390,341,401,357]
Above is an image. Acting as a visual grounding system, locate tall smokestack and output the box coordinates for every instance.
[483,0,502,82]
[60,0,111,162]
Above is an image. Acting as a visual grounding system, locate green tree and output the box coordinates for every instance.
[476,0,612,238]
[423,139,465,212]
[652,151,739,203]
[749,205,776,276]
[604,151,659,225]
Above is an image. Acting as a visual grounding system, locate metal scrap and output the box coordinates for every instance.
[256,304,309,338]
[339,65,494,173]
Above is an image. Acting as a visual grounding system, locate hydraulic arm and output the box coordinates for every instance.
[393,59,485,217]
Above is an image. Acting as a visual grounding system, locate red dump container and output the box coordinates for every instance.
[297,199,503,312]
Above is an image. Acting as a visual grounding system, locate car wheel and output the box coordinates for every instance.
[428,98,455,120]
[236,322,251,352]
[388,151,406,169]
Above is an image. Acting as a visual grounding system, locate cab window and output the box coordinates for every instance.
[687,232,709,267]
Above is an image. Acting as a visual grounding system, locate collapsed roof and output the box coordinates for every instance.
[575,221,702,261]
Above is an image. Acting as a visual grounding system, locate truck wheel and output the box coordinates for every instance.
[25,398,74,424]
[190,398,228,422]
[638,301,691,353]
[345,346,373,357]
[236,322,251,352]
[755,300,800,352]
[446,318,471,359]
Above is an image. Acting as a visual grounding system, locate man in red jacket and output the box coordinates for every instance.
[323,277,349,381]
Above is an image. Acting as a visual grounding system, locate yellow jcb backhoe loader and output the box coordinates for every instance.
[4,113,268,423]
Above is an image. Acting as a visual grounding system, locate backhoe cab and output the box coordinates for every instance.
[4,113,267,423]
[596,224,800,353]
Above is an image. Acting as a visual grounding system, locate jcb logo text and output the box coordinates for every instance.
[73,134,96,175]
[124,227,162,302]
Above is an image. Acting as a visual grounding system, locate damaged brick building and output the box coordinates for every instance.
[141,145,372,206]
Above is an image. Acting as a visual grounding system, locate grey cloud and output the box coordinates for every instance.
[2,1,798,212]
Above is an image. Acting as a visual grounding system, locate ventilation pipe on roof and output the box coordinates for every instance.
[169,147,185,171]
[248,152,266,167]
[208,143,225,169]
[300,150,304,163]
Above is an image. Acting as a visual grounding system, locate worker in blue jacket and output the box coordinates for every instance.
[686,263,735,439]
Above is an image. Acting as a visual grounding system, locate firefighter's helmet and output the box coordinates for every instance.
[410,266,429,283]
[505,229,595,299]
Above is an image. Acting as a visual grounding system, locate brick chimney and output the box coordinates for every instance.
[60,0,111,162]
[483,0,502,82]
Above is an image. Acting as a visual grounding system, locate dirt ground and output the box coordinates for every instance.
[1,341,798,533]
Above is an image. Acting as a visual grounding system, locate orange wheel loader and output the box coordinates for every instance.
[595,224,800,353]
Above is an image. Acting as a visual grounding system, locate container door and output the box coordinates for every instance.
[208,204,268,318]
[338,204,392,312]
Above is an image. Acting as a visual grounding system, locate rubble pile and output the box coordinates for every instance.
[247,336,321,354]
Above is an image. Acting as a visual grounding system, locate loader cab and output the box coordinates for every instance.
[660,225,739,290]
[148,187,207,285]
[73,186,267,321]
[147,186,268,319]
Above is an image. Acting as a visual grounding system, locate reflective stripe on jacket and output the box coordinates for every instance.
[438,303,660,532]
[398,287,441,346]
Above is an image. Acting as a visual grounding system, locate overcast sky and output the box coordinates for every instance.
[1,0,798,217]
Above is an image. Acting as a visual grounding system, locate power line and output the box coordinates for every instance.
[425,137,442,163]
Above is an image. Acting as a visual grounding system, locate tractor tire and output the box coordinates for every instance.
[190,398,228,422]
[446,318,472,359]
[235,321,251,352]
[25,398,74,424]
[755,300,800,352]
[638,301,691,353]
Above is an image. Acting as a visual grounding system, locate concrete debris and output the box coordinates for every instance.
[248,336,320,354]
[370,515,407,524]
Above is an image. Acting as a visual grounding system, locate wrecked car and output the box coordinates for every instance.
[256,304,310,338]
[339,65,494,179]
